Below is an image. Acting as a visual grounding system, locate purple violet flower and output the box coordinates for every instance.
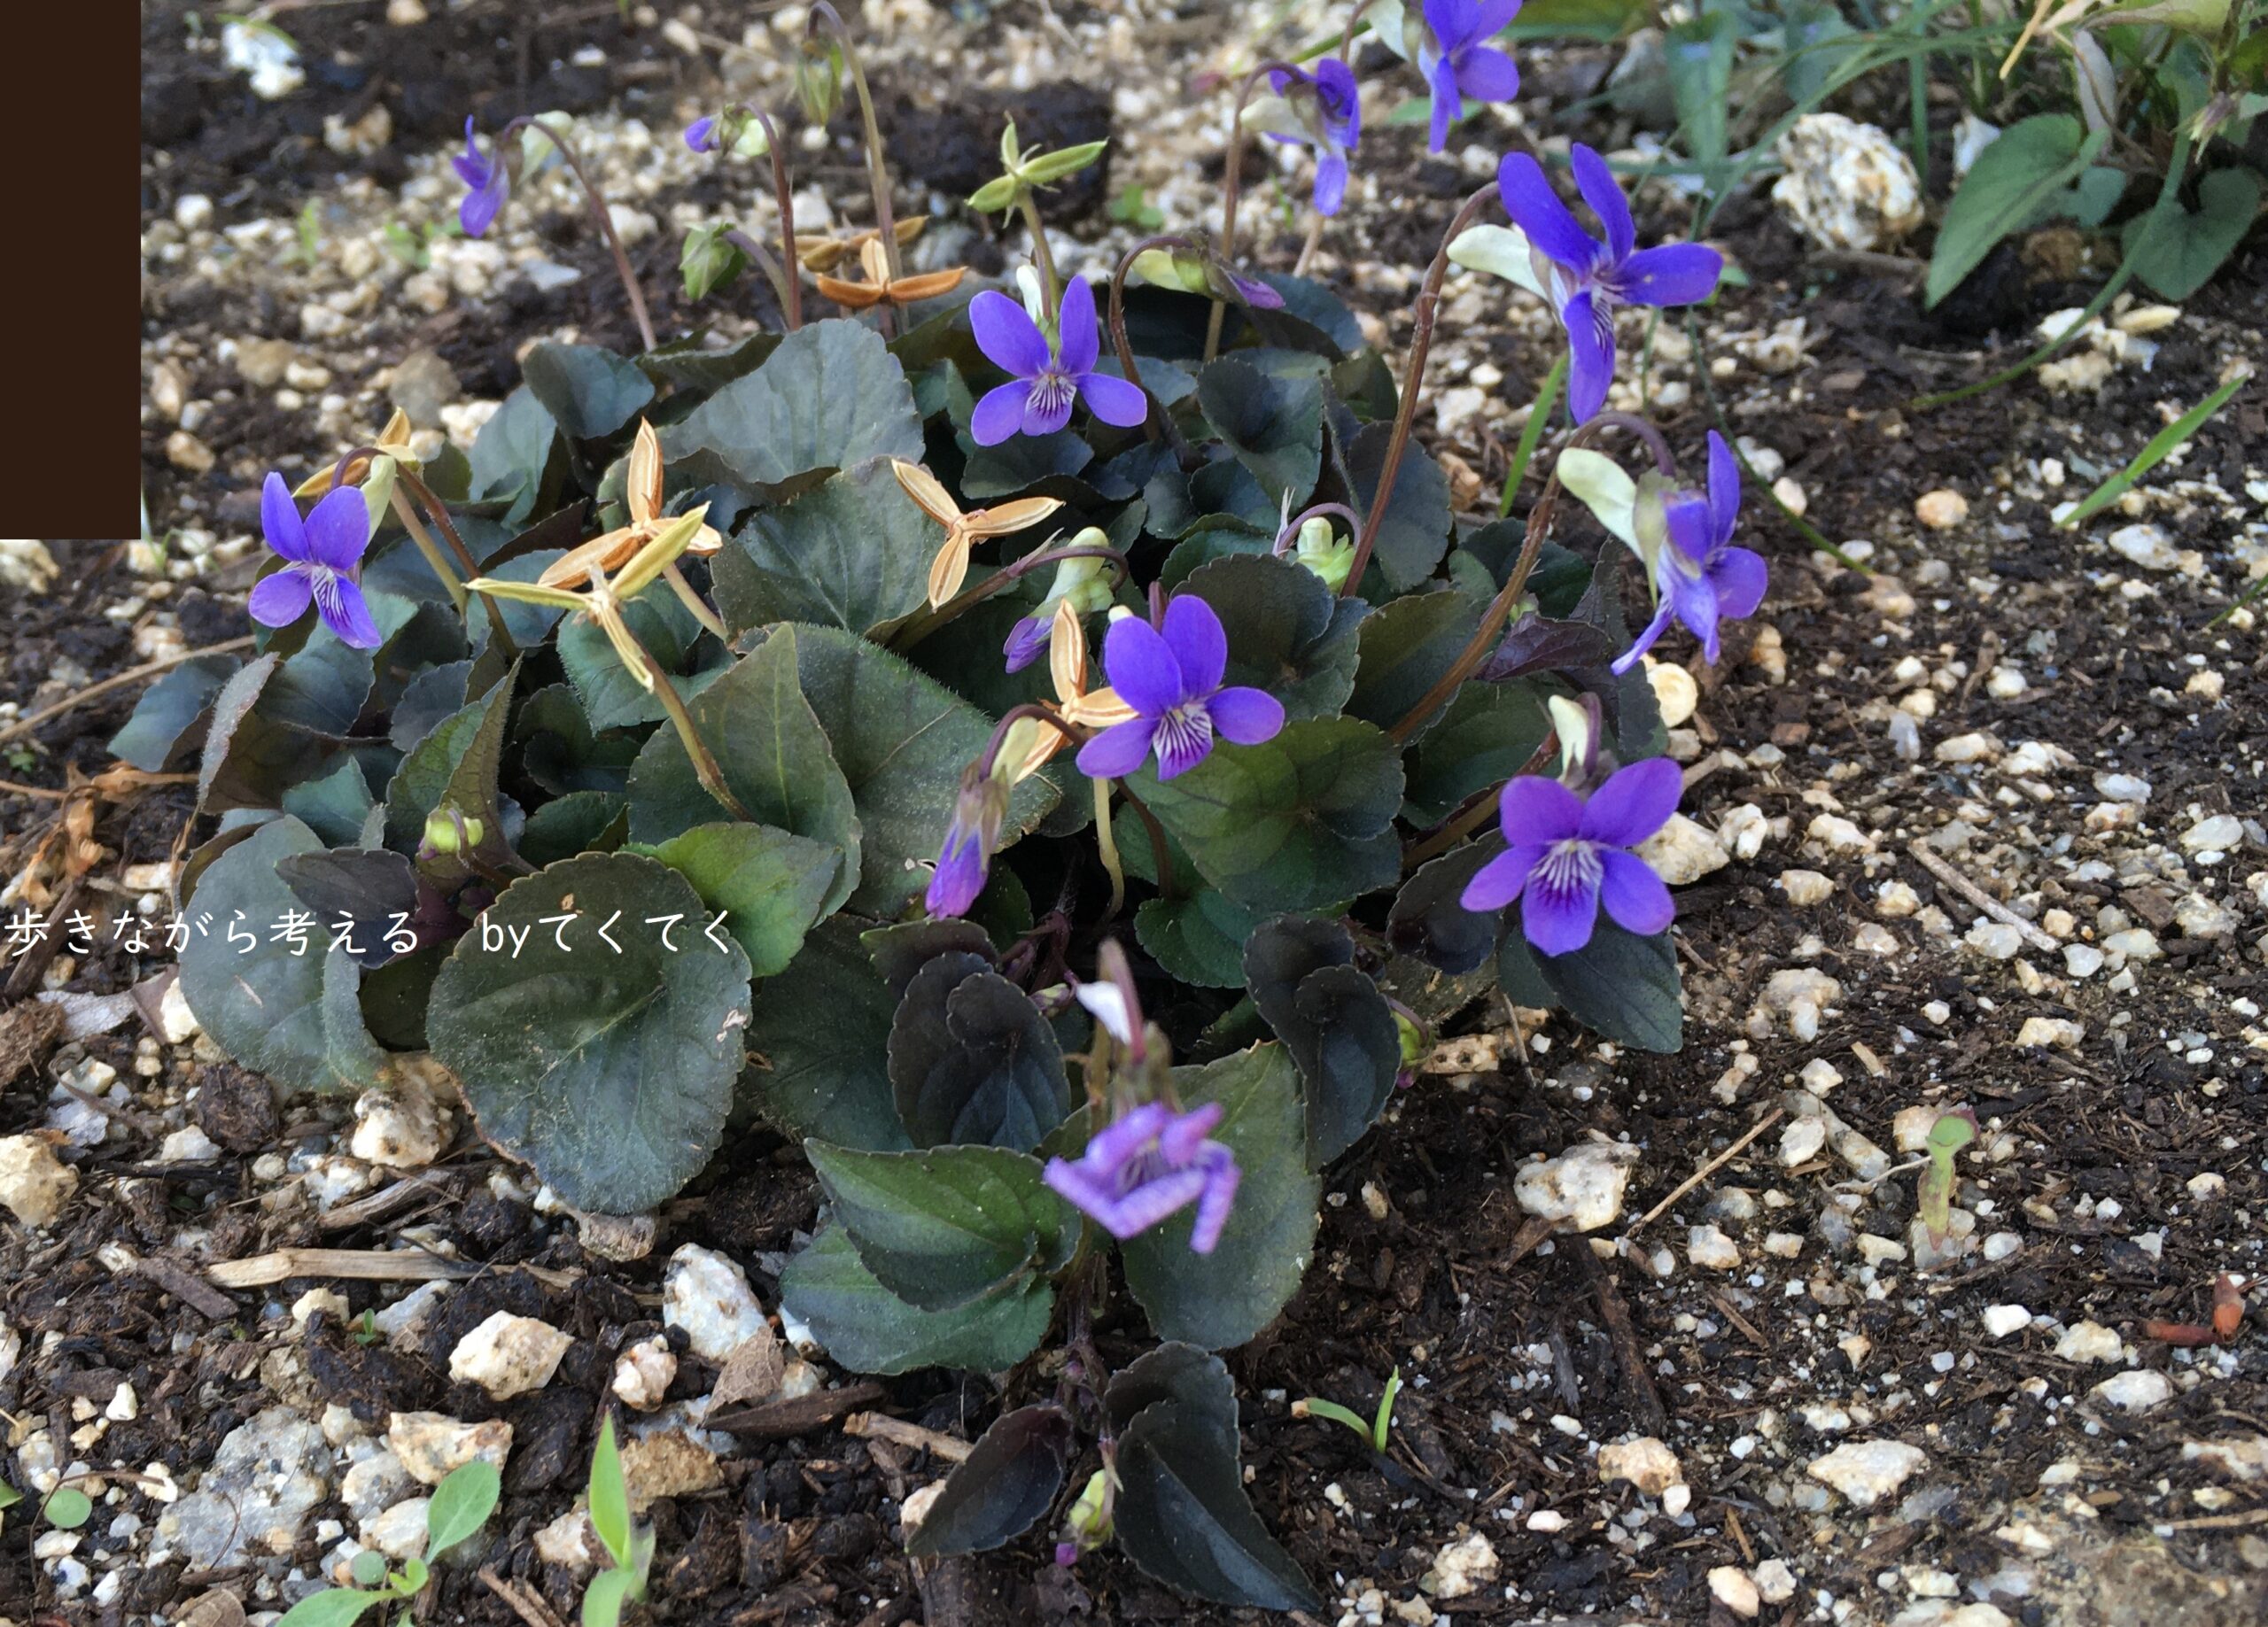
[1044,1100,1241,1252]
[1002,614,1053,674]
[1495,143,1723,421]
[1074,596,1285,781]
[1460,758,1679,956]
[249,473,383,649]
[1613,431,1767,673]
[926,766,1008,918]
[452,117,510,238]
[967,275,1149,445]
[1412,0,1523,153]
[684,115,719,152]
[1263,58,1363,215]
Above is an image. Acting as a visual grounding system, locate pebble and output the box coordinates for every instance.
[1647,662,1698,728]
[361,1497,431,1561]
[612,1335,677,1410]
[1964,920,2023,960]
[155,1407,332,1567]
[339,1449,414,1522]
[2102,927,2161,962]
[1512,1137,1637,1232]
[1935,731,2000,764]
[1596,1436,1683,1497]
[534,1508,601,1571]
[387,1413,512,1484]
[1419,1532,1498,1599]
[448,1313,572,1401]
[663,1243,768,1361]
[1915,489,1969,530]
[1779,1118,1827,1167]
[1983,1304,2031,1339]
[2180,813,2244,854]
[2093,771,2152,803]
[1983,1230,2023,1261]
[0,1134,78,1227]
[1778,869,1833,906]
[1688,1225,1740,1269]
[2015,1016,2084,1050]
[2090,1370,2173,1413]
[1771,114,1922,251]
[2054,1321,2125,1365]
[620,1429,724,1514]
[1754,1558,1797,1603]
[1806,1439,1927,1507]
[2107,523,2179,571]
[165,430,215,474]
[2063,943,2105,978]
[1754,968,1841,1042]
[1891,1105,1938,1151]
[1636,814,1729,885]
[351,1062,454,1168]
[1708,1565,1761,1618]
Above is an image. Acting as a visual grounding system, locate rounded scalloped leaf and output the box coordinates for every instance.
[427,852,752,1213]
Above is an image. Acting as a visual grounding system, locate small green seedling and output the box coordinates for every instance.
[351,1308,382,1347]
[289,199,322,271]
[1108,184,1166,231]
[42,1484,94,1530]
[1917,1107,1977,1248]
[276,1457,499,1626]
[0,1478,20,1535]
[1293,1367,1403,1455]
[580,1417,654,1627]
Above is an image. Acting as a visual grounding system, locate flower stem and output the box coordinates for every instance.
[395,468,520,662]
[1108,235,1201,460]
[639,635,751,822]
[1115,781,1177,901]
[724,228,798,326]
[1016,190,1060,322]
[507,117,656,353]
[662,562,728,641]
[889,545,1130,653]
[1291,206,1326,278]
[1205,58,1301,363]
[388,485,468,617]
[754,108,803,330]
[1400,732,1557,872]
[807,4,903,282]
[1093,777,1125,920]
[1342,182,1500,600]
[1274,501,1365,556]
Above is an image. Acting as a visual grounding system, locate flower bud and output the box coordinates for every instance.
[680,222,746,301]
[793,38,844,126]
[1292,517,1355,592]
[359,454,399,532]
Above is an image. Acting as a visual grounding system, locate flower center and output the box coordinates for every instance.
[1534,837,1604,902]
[1153,702,1213,766]
[1030,368,1077,416]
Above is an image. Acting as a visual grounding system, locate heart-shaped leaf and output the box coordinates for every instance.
[382,662,517,856]
[1345,588,1486,733]
[275,848,423,970]
[199,655,331,814]
[2124,166,2262,302]
[1929,114,2102,306]
[805,1142,1071,1312]
[633,821,841,978]
[108,653,241,771]
[281,759,379,848]
[180,817,385,1096]
[1121,1044,1318,1349]
[1340,420,1452,592]
[1104,1343,1321,1611]
[521,341,656,441]
[1179,554,1365,722]
[714,458,939,639]
[1195,354,1324,507]
[742,918,908,1151]
[1136,717,1403,910]
[427,852,752,1213]
[779,1224,1052,1375]
[663,318,924,492]
[1534,918,1683,1052]
[1399,678,1554,825]
[1134,890,1270,989]
[1242,918,1399,1166]
[1386,844,1503,974]
[888,956,1072,1150]
[906,1405,1074,1557]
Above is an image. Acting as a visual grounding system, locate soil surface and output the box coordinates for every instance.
[13,1,2265,1623]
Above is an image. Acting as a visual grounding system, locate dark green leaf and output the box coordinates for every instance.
[108,653,240,771]
[198,655,332,814]
[280,758,378,848]
[742,918,908,1151]
[556,584,720,732]
[1242,918,1398,1166]
[788,624,1058,916]
[1179,554,1365,722]
[888,957,1071,1151]
[714,458,936,639]
[1387,843,1502,974]
[1535,919,1683,1052]
[631,822,839,978]
[427,853,752,1212]
[381,662,517,855]
[636,330,783,393]
[1400,678,1552,825]
[518,684,641,797]
[517,790,628,867]
[863,918,995,997]
[625,626,861,914]
[1195,355,1324,507]
[906,1404,1073,1557]
[779,1224,1052,1375]
[2124,167,2262,302]
[1122,1045,1318,1349]
[180,817,385,1095]
[1134,890,1269,989]
[1341,420,1452,592]
[1136,717,1403,910]
[467,386,560,521]
[390,661,473,752]
[521,342,656,441]
[662,318,924,492]
[1930,115,2101,306]
[959,430,1093,501]
[1345,588,1485,733]
[275,848,421,969]
[805,1142,1070,1312]
[1105,1344,1321,1611]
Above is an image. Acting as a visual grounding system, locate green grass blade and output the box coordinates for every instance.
[2057,371,2247,529]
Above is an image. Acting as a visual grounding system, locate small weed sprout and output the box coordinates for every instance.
[581,1417,654,1627]
[1293,1367,1403,1455]
[1916,1108,1978,1248]
[275,1458,499,1626]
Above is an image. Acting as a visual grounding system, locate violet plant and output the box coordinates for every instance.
[139,3,1765,1614]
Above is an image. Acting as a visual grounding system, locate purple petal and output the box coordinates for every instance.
[1188,1151,1240,1254]
[1425,0,1477,45]
[460,170,508,238]
[1498,774,1584,844]
[1669,562,1724,663]
[1472,0,1526,32]
[1151,707,1216,780]
[1578,757,1681,848]
[1156,1102,1227,1163]
[1570,144,1634,265]
[1710,546,1768,622]
[1021,385,1076,438]
[1706,430,1741,548]
[1665,493,1713,564]
[1496,152,1602,272]
[1002,615,1052,673]
[1315,58,1362,143]
[1455,45,1521,103]
[1313,151,1348,216]
[260,472,308,562]
[968,289,1052,379]
[926,830,987,918]
[970,381,1035,446]
[247,566,314,629]
[1161,595,1226,696]
[1610,600,1676,676]
[1231,273,1286,310]
[301,487,372,572]
[1078,369,1149,430]
[1208,686,1285,746]
[1562,288,1614,422]
[1597,849,1674,936]
[1099,615,1184,716]
[684,116,717,152]
[313,572,384,650]
[1521,867,1600,957]
[1426,55,1462,152]
[1460,842,1545,911]
[1268,66,1302,97]
[1615,242,1722,307]
[1055,275,1100,376]
[1075,717,1159,780]
[1098,1167,1209,1239]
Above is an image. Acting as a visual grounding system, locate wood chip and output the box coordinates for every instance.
[707,1380,885,1438]
[206,1247,579,1290]
[129,1254,240,1320]
[709,1326,787,1412]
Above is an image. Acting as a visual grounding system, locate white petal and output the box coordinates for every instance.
[1449,224,1549,300]
[1556,449,1642,552]
[1239,95,1308,141]
[1075,981,1136,1046]
[1369,0,1411,60]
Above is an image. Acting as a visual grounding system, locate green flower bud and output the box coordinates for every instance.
[1067,1468,1111,1541]
[1394,1010,1426,1071]
[967,174,1020,215]
[1293,517,1355,592]
[793,38,844,126]
[680,221,747,301]
[360,453,399,532]
[1129,245,1215,298]
[1020,138,1107,185]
